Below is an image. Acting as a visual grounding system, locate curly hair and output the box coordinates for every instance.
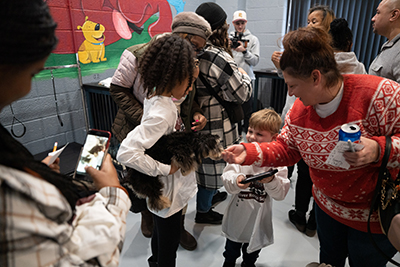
[280,27,341,88]
[208,22,232,56]
[139,34,196,98]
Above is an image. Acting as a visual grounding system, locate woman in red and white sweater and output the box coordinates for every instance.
[223,26,399,267]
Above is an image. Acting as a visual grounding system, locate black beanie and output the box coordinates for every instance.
[195,2,227,31]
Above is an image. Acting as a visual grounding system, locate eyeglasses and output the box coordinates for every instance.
[190,41,205,56]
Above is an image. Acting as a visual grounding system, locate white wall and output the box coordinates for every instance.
[184,0,288,70]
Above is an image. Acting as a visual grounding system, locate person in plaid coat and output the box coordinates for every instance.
[194,2,252,224]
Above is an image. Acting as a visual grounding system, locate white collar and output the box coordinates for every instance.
[314,81,344,118]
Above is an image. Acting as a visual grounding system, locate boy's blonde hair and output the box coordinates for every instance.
[249,108,281,134]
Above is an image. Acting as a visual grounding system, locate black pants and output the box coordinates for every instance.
[223,238,261,265]
[151,210,182,267]
[295,159,315,215]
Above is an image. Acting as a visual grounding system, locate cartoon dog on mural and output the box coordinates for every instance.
[77,17,107,64]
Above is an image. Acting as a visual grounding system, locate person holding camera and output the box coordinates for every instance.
[229,10,260,135]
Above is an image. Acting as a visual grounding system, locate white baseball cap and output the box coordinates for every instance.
[232,10,247,22]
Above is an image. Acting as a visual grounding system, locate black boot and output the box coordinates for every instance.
[148,256,158,267]
[141,208,153,238]
[211,190,228,208]
[195,208,223,224]
[180,215,197,250]
[288,209,306,233]
[305,208,317,237]
[222,261,236,267]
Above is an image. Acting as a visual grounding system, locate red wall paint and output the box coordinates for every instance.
[46,0,173,54]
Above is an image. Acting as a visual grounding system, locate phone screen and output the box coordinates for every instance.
[75,130,110,176]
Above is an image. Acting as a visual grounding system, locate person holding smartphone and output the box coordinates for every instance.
[221,109,290,267]
[0,1,131,266]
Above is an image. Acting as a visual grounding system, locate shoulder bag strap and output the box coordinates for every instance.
[198,73,231,114]
[367,136,400,266]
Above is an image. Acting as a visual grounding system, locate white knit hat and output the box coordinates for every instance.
[232,10,247,22]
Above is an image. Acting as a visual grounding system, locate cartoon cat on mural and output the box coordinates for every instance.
[77,17,107,64]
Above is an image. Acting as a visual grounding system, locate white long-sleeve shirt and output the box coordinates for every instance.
[117,96,197,218]
[221,164,289,253]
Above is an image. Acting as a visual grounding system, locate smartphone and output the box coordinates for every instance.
[73,129,111,179]
[239,169,278,184]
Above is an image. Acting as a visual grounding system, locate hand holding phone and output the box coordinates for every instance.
[85,154,121,190]
[239,169,278,184]
[74,129,111,179]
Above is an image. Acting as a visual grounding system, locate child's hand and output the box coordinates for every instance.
[236,175,250,189]
[169,162,180,175]
[192,112,207,131]
[259,174,275,184]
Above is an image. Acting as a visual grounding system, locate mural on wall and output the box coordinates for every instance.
[77,17,107,64]
[42,0,186,78]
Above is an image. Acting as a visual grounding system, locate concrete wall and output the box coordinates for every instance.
[0,0,287,155]
[184,0,288,70]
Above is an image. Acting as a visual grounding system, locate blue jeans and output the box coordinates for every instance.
[196,185,217,213]
[315,203,397,267]
[223,238,260,265]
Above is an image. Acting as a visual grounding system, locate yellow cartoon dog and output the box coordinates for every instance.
[77,17,107,64]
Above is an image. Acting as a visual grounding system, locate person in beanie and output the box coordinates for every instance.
[109,11,211,251]
[194,2,252,224]
[229,10,260,135]
[0,0,131,266]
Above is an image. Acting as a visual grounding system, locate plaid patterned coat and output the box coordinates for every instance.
[0,165,131,266]
[195,44,252,189]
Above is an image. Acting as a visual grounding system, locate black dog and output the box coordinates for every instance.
[124,131,223,211]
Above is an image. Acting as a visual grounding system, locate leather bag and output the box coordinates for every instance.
[368,136,400,266]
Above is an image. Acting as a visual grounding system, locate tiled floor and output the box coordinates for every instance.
[119,166,400,267]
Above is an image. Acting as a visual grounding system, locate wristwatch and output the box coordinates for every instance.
[242,50,247,55]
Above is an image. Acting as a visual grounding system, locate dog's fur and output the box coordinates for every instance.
[123,131,223,211]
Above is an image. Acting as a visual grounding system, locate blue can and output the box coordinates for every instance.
[339,123,361,142]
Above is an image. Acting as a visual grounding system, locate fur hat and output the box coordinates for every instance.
[232,10,247,22]
[171,12,211,40]
[195,2,227,31]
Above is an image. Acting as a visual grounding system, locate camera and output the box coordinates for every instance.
[230,32,249,49]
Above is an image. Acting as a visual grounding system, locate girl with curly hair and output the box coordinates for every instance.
[117,34,198,267]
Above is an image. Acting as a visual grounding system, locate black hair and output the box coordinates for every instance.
[0,0,86,213]
[139,34,195,98]
[329,18,353,52]
[0,0,58,65]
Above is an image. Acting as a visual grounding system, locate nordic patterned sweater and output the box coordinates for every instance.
[242,74,400,233]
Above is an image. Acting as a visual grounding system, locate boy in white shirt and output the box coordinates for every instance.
[221,108,290,267]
